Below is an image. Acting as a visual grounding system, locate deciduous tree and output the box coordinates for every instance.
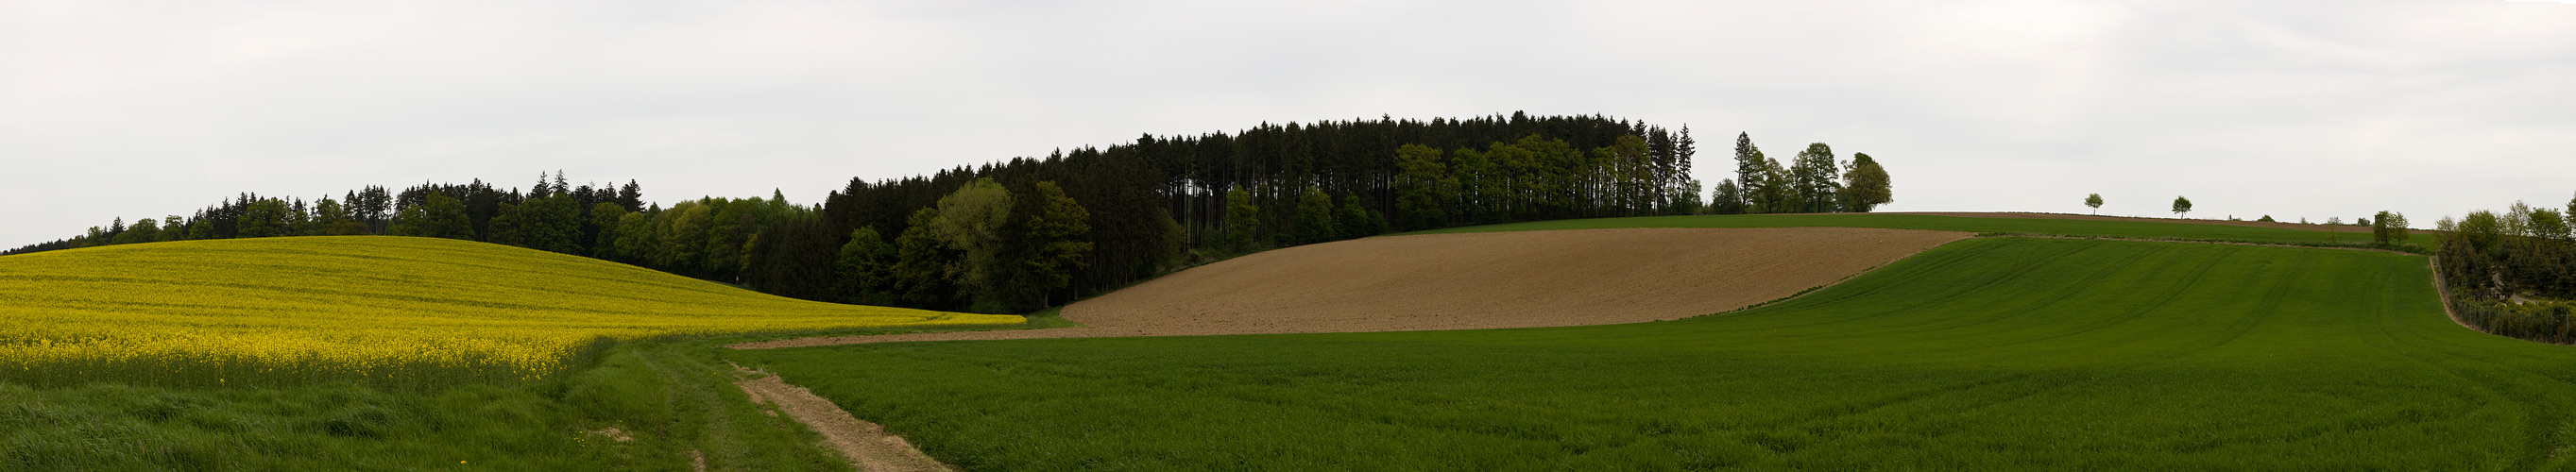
[836,226,897,305]
[933,178,1014,306]
[1711,179,1743,214]
[2086,194,2105,214]
[2171,196,2193,219]
[1014,181,1093,308]
[1292,187,1336,244]
[893,208,955,309]
[1391,144,1457,230]
[1839,153,1892,212]
[1789,143,1843,213]
[2373,211,2413,244]
[1223,187,1260,251]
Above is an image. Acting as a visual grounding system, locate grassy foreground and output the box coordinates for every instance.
[0,236,1018,389]
[730,238,2576,470]
[1,340,854,471]
[1405,213,2380,245]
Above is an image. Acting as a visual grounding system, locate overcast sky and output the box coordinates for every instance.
[5,0,2572,247]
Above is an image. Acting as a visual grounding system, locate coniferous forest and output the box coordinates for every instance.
[6,112,1902,313]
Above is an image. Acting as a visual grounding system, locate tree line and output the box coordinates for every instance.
[8,112,1900,314]
[1702,136,1892,215]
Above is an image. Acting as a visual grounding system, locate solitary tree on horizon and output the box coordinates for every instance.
[2172,195,2194,219]
[2085,194,2104,214]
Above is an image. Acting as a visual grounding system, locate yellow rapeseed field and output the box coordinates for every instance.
[0,236,1020,389]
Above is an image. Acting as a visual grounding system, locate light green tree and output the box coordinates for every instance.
[159,216,185,242]
[238,198,291,238]
[1335,193,1382,240]
[2372,211,2413,244]
[1838,153,1892,212]
[2085,194,2105,214]
[662,201,712,272]
[588,202,627,260]
[933,178,1014,302]
[1292,187,1336,244]
[1223,187,1260,250]
[1710,178,1743,214]
[1788,143,1842,213]
[110,217,161,245]
[1391,144,1457,230]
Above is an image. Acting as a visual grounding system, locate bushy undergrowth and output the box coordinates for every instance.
[2451,299,2576,345]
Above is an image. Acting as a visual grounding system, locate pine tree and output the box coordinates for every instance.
[1670,126,1697,215]
[1733,132,1762,212]
[618,180,645,212]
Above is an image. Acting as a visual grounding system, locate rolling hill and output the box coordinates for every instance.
[0,236,1017,389]
[728,234,2567,470]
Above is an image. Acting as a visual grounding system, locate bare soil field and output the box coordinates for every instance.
[733,227,1970,349]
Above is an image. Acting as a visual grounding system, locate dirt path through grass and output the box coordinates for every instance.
[733,227,1970,349]
[734,365,952,472]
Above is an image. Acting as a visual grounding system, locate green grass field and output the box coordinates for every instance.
[1404,213,2385,245]
[729,237,2574,470]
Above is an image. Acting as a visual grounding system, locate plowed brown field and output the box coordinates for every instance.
[731,227,1970,349]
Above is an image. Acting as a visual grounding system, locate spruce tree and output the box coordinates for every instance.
[1733,132,1761,212]
[618,180,645,212]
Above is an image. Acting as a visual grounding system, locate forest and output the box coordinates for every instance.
[5,112,1899,313]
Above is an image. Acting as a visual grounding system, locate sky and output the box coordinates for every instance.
[4,0,2572,247]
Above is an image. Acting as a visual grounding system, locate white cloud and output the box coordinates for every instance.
[2,0,2573,246]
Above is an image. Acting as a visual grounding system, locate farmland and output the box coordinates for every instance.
[728,237,2570,470]
[1407,212,2388,245]
[733,227,1971,347]
[0,236,1018,389]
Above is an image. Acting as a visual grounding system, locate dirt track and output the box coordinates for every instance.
[735,365,953,472]
[732,227,1970,349]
